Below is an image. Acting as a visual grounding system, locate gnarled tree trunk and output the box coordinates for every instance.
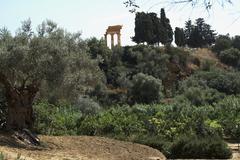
[6,89,35,130]
[0,73,39,131]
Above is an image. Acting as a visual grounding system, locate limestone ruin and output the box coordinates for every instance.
[105,25,122,48]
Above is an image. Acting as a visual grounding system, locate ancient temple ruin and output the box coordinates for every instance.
[105,25,122,48]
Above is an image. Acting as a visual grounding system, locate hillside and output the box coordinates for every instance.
[0,134,166,160]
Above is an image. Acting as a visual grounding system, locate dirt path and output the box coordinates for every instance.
[0,135,165,160]
[228,142,240,160]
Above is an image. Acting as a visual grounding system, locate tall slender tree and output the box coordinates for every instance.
[132,12,155,44]
[174,27,185,47]
[133,9,173,45]
[184,20,194,46]
[159,8,173,45]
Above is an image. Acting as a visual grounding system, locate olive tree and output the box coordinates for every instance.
[0,19,104,131]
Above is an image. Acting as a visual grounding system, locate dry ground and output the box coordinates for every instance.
[228,142,240,160]
[0,134,165,160]
[1,134,239,160]
[192,48,229,69]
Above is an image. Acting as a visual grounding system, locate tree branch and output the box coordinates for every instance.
[124,0,233,12]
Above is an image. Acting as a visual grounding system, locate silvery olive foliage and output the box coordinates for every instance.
[0,19,105,103]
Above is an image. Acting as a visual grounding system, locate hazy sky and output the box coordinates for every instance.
[0,0,240,46]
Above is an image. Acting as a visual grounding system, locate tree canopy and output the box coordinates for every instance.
[184,18,216,48]
[132,8,173,45]
[0,19,104,130]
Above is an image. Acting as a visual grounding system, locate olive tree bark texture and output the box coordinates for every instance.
[0,72,39,130]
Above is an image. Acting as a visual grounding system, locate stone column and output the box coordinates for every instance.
[117,33,121,46]
[111,33,114,49]
[104,34,107,46]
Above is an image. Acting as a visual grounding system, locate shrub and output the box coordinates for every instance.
[0,152,4,160]
[203,70,240,95]
[169,135,232,159]
[133,135,171,157]
[130,73,163,104]
[34,101,81,135]
[180,87,225,106]
[75,96,101,115]
[90,83,112,106]
[123,45,169,80]
[183,69,240,95]
[219,48,240,69]
[204,119,223,137]
[212,35,232,54]
[214,96,240,138]
[165,46,189,68]
[200,59,214,71]
[78,106,144,137]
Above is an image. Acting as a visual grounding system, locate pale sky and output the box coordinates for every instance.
[0,0,240,46]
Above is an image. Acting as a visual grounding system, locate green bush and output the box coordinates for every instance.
[203,70,240,95]
[219,48,240,69]
[169,135,232,159]
[180,87,225,106]
[212,35,232,54]
[90,83,110,105]
[130,73,163,104]
[133,135,171,157]
[34,101,81,135]
[182,69,240,95]
[122,45,169,80]
[0,152,4,160]
[78,107,144,137]
[75,96,101,115]
[200,59,214,71]
[214,96,240,138]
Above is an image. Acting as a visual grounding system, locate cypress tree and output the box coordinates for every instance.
[174,27,185,47]
[132,12,145,44]
[159,8,173,45]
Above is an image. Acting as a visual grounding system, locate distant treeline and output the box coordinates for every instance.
[133,8,216,48]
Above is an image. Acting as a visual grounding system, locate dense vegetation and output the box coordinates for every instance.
[133,9,216,48]
[1,17,240,159]
[133,9,173,45]
[212,35,240,70]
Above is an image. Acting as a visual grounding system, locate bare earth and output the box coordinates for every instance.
[0,134,166,160]
[228,143,240,160]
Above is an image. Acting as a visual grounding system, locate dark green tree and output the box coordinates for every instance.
[132,12,145,44]
[232,35,240,50]
[188,26,202,48]
[87,37,111,72]
[133,9,173,45]
[212,34,232,54]
[174,27,185,47]
[219,48,240,69]
[185,18,216,48]
[184,20,194,46]
[195,18,216,46]
[148,12,160,45]
[133,12,158,45]
[159,8,173,45]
